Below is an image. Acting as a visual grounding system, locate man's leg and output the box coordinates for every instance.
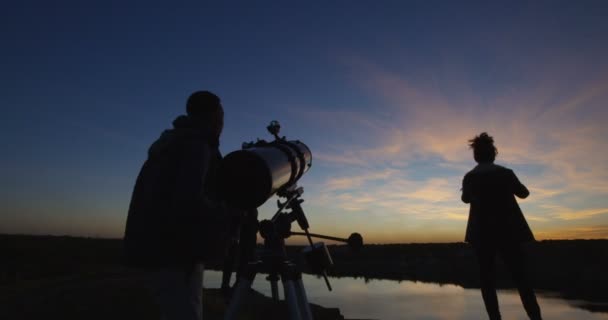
[236,209,258,281]
[500,244,542,320]
[188,264,204,320]
[476,245,501,320]
[149,264,204,320]
[222,239,239,291]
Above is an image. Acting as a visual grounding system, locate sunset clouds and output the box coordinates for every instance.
[295,50,608,243]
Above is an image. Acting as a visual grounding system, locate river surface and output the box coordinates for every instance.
[204,270,608,320]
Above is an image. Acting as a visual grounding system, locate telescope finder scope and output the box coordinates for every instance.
[218,121,312,209]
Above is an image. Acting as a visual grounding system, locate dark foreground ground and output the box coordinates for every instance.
[0,235,357,320]
[2,234,607,319]
[0,269,348,320]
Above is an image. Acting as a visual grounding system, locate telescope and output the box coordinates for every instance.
[218,120,312,209]
[220,121,363,320]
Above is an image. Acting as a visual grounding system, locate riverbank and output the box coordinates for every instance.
[317,240,608,306]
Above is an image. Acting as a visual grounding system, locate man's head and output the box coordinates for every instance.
[468,132,497,163]
[186,91,224,137]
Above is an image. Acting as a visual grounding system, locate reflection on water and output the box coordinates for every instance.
[204,271,608,320]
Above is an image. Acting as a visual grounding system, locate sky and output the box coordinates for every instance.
[1,1,607,244]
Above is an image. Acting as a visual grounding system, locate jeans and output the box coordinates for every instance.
[148,263,204,320]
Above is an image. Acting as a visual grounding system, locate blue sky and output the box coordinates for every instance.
[1,1,607,243]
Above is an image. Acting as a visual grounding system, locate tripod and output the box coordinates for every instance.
[223,233,314,320]
[224,186,329,320]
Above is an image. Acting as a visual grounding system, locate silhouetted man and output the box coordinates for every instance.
[461,132,542,320]
[124,91,229,320]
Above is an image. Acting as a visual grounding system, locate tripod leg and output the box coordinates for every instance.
[224,263,258,320]
[267,273,280,301]
[294,275,313,320]
[224,279,252,320]
[282,279,302,320]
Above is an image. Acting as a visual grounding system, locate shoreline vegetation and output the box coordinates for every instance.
[2,234,607,318]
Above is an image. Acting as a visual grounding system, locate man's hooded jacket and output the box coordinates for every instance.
[124,115,227,267]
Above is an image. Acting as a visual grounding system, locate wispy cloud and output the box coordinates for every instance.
[403,178,454,203]
[322,169,400,192]
[554,208,608,221]
[536,226,608,240]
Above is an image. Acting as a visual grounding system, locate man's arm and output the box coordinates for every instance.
[170,139,210,223]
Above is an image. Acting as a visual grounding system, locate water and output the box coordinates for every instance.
[204,270,608,320]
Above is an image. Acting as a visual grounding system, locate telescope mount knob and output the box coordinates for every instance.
[267,120,281,140]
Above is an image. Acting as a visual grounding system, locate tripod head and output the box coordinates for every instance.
[258,184,363,291]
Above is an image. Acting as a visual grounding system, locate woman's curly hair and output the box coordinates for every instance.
[468,132,498,163]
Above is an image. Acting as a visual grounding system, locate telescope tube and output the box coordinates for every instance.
[218,140,312,209]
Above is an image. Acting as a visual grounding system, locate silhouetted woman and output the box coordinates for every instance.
[461,132,542,320]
